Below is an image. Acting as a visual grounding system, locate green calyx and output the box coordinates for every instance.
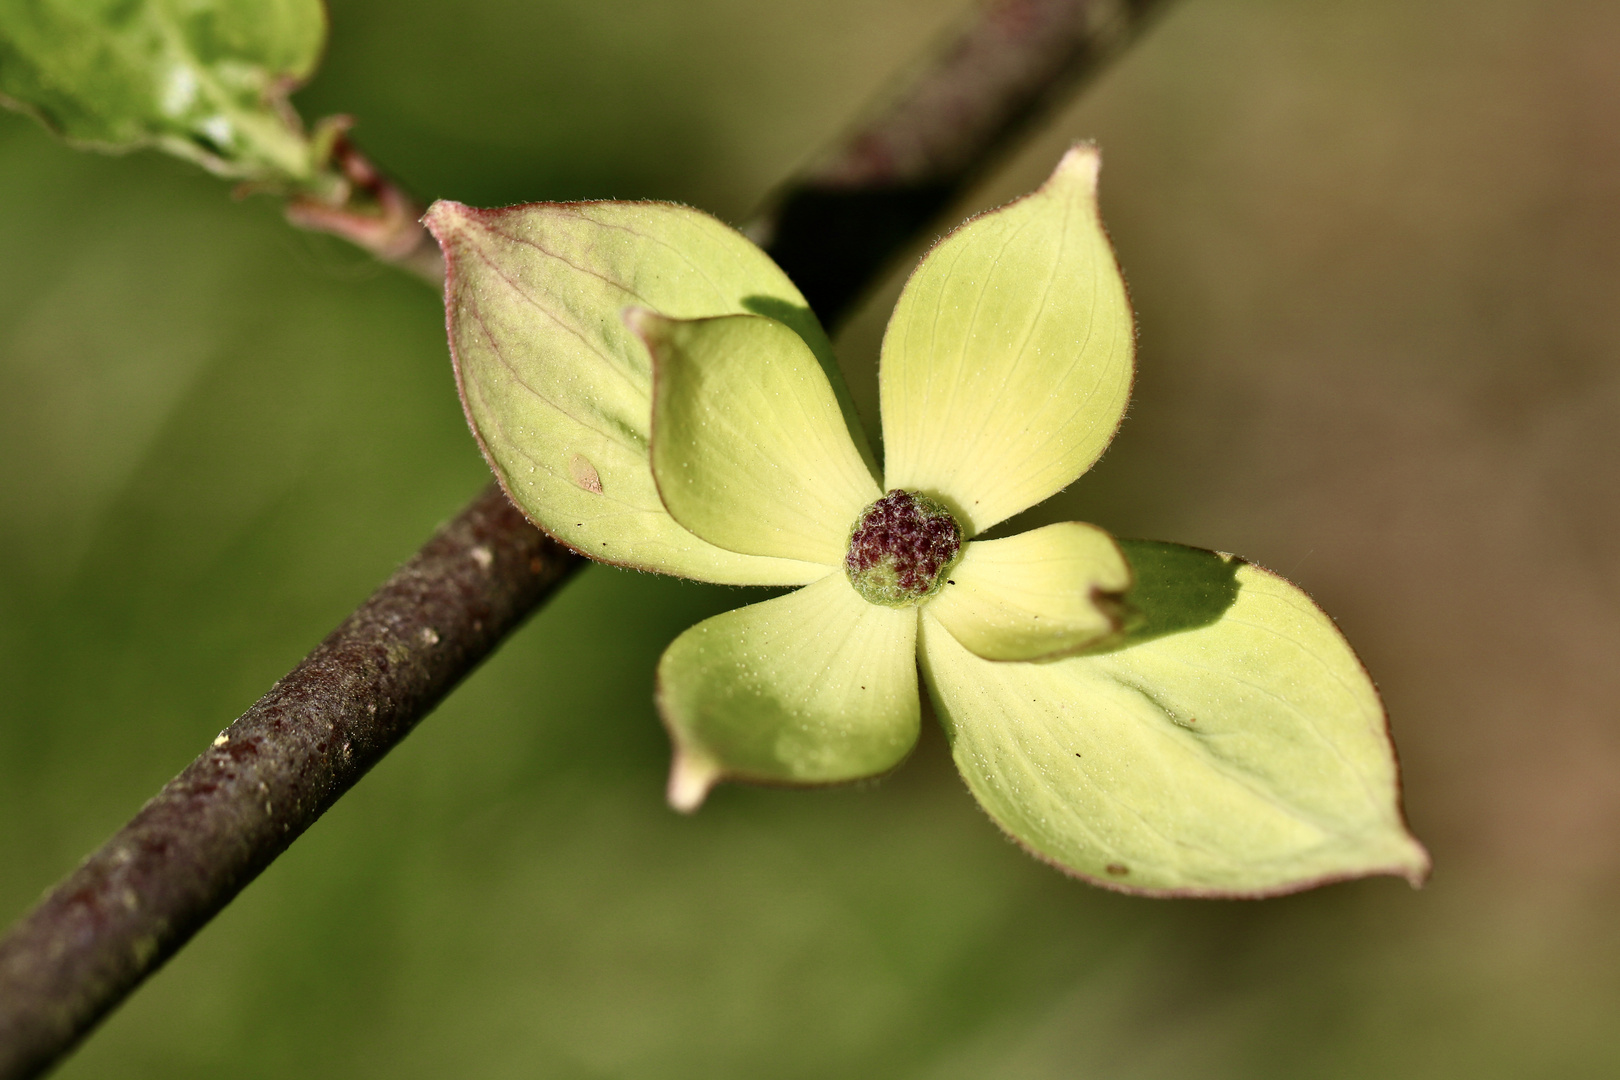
[844,490,963,607]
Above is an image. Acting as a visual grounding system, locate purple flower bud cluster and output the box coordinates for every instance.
[844,490,963,606]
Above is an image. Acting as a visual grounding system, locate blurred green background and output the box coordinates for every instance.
[4,0,1619,1075]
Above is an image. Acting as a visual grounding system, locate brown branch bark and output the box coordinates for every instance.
[0,1,1172,1076]
[754,0,1169,322]
[0,488,583,1080]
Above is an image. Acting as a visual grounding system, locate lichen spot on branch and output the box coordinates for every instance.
[845,490,962,607]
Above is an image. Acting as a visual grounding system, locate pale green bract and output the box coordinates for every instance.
[0,0,325,181]
[425,199,873,586]
[431,146,1430,896]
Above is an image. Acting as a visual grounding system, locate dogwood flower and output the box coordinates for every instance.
[425,147,1428,896]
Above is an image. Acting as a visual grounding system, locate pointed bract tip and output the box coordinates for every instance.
[625,307,681,361]
[1051,143,1101,194]
[1401,838,1434,889]
[621,305,659,337]
[667,749,721,813]
[421,200,473,245]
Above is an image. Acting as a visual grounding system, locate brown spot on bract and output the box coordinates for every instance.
[1106,863,1129,876]
[568,453,603,494]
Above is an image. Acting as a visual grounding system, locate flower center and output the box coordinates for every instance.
[844,490,963,607]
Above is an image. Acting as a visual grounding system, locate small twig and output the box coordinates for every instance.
[282,121,445,284]
[0,2,1172,1075]
[753,0,1170,321]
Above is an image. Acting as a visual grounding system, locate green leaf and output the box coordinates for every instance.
[925,522,1131,661]
[878,145,1134,536]
[657,573,921,810]
[0,0,325,181]
[427,199,872,586]
[919,541,1429,896]
[638,312,879,567]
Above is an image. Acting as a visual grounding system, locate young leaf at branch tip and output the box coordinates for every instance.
[433,145,1428,898]
[0,0,328,183]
